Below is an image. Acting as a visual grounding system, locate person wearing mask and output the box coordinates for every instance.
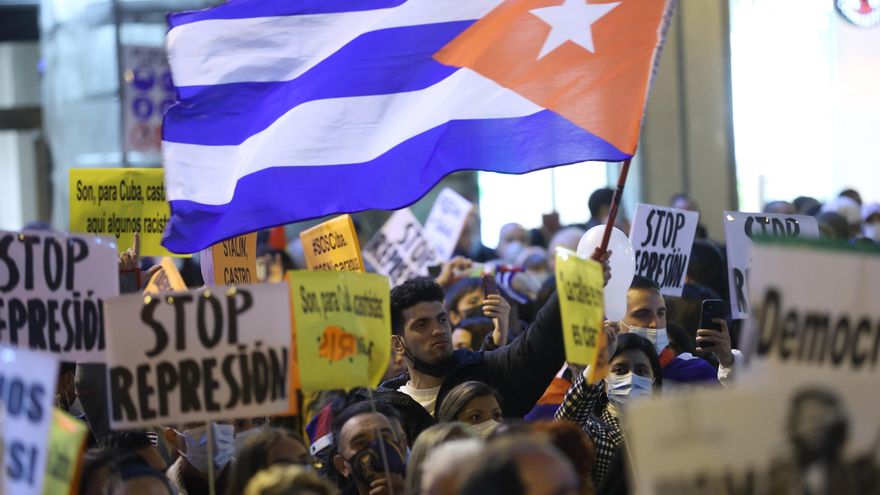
[227,428,314,495]
[555,333,661,488]
[620,276,737,388]
[329,402,408,495]
[861,202,880,243]
[495,223,530,264]
[460,436,580,495]
[437,381,503,438]
[405,422,474,495]
[164,421,236,495]
[445,277,512,350]
[233,417,267,452]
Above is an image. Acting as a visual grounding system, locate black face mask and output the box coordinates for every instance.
[398,339,454,378]
[345,438,407,485]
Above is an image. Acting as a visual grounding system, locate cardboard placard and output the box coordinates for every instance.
[299,215,364,272]
[69,168,183,258]
[629,203,699,297]
[626,376,880,495]
[290,271,391,390]
[723,211,819,319]
[144,257,188,295]
[743,240,880,381]
[42,409,90,495]
[423,188,473,262]
[362,209,438,287]
[0,346,58,495]
[104,283,295,428]
[0,230,119,361]
[200,233,258,286]
[554,250,605,366]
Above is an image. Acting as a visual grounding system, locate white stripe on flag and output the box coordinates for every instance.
[163,68,543,205]
[167,0,503,87]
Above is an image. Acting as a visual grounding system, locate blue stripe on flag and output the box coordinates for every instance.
[162,110,630,253]
[165,22,469,146]
[169,0,406,28]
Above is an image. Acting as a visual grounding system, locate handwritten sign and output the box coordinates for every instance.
[0,231,119,361]
[626,376,880,495]
[299,215,364,272]
[200,233,258,286]
[0,347,58,495]
[144,257,187,294]
[423,188,473,261]
[554,250,605,366]
[290,271,391,390]
[723,211,819,319]
[69,168,183,257]
[629,203,699,297]
[42,409,89,495]
[362,209,438,287]
[104,283,295,428]
[742,239,880,381]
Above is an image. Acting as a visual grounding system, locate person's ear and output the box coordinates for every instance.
[333,453,350,478]
[391,335,405,355]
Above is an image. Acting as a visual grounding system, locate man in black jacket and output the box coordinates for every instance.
[358,276,564,441]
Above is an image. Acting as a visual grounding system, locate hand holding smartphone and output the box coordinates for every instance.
[697,299,728,349]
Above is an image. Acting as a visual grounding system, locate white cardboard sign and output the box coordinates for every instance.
[362,209,438,287]
[629,203,699,297]
[722,212,819,319]
[423,188,473,262]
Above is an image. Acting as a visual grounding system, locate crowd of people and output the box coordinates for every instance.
[55,187,879,495]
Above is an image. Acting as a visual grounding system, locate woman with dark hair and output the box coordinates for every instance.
[437,381,503,437]
[555,333,662,489]
[226,428,314,495]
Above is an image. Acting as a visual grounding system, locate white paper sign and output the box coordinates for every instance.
[423,188,473,262]
[104,283,294,428]
[626,376,880,495]
[722,212,819,319]
[0,231,120,362]
[743,240,880,381]
[362,209,439,287]
[122,45,175,154]
[0,346,58,495]
[628,203,699,297]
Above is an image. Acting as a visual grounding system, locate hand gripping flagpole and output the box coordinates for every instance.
[592,158,632,261]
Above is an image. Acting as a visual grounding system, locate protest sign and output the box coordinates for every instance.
[200,233,258,286]
[104,283,295,428]
[0,347,58,495]
[628,203,699,297]
[626,376,880,495]
[42,409,89,495]
[299,215,364,273]
[362,209,439,287]
[554,250,604,366]
[0,230,119,361]
[290,271,391,390]
[742,239,880,381]
[144,257,187,295]
[122,45,175,155]
[723,211,819,319]
[69,168,183,257]
[423,188,473,261]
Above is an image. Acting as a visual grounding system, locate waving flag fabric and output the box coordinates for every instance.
[162,0,674,253]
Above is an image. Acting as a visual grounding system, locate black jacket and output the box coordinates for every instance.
[355,293,564,441]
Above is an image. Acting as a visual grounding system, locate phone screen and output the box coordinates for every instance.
[482,273,498,297]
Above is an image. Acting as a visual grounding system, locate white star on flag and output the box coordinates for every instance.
[530,0,622,59]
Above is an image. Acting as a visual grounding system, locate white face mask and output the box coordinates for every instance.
[234,426,264,452]
[606,372,653,409]
[177,423,235,475]
[864,224,880,242]
[621,322,669,355]
[469,419,501,438]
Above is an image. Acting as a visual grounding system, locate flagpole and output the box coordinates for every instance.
[593,158,632,259]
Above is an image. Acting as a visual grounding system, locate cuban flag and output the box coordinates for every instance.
[162,0,675,253]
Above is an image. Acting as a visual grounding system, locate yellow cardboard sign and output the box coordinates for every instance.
[555,250,605,366]
[290,270,390,391]
[299,215,365,272]
[42,408,89,495]
[206,233,258,286]
[69,168,184,257]
[144,257,187,294]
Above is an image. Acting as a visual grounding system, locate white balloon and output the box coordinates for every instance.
[576,226,636,321]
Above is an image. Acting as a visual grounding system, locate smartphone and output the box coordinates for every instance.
[698,299,728,349]
[482,273,499,297]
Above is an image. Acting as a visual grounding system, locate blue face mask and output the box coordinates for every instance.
[176,423,235,475]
